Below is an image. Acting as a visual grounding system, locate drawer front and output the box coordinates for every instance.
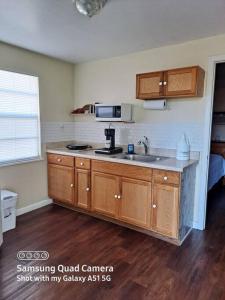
[153,169,180,186]
[76,157,91,170]
[47,154,74,167]
[92,160,152,182]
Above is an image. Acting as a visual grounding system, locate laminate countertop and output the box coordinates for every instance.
[46,148,198,172]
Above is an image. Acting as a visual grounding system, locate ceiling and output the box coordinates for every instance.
[0,0,225,63]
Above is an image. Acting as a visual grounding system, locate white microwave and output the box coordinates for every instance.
[95,103,132,122]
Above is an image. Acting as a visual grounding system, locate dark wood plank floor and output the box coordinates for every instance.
[1,186,225,300]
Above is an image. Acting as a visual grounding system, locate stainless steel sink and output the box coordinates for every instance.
[112,153,169,163]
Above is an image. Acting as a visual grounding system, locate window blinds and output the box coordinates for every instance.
[0,70,41,165]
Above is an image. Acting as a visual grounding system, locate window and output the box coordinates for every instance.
[0,70,41,166]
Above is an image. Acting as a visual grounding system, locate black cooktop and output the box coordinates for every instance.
[66,144,91,150]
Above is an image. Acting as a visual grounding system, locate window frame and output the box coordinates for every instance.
[0,69,42,167]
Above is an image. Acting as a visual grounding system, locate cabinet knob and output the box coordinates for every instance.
[86,187,90,192]
[118,195,121,199]
[163,81,167,86]
[114,195,118,199]
[70,184,74,188]
[80,162,84,166]
[163,176,168,181]
[159,81,163,86]
[57,158,62,162]
[153,204,157,208]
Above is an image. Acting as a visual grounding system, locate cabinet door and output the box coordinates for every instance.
[164,67,198,97]
[48,164,74,205]
[119,178,151,229]
[136,72,164,99]
[75,169,90,210]
[91,172,119,218]
[151,183,179,239]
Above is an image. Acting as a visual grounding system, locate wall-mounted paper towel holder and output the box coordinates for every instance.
[143,99,167,110]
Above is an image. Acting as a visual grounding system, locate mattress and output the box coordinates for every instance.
[208,154,225,191]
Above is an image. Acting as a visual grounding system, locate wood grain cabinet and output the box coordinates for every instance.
[136,66,205,100]
[91,172,119,218]
[47,154,196,245]
[75,169,91,210]
[92,173,152,228]
[119,178,151,229]
[151,183,179,239]
[48,163,75,205]
[136,71,164,99]
[91,161,152,229]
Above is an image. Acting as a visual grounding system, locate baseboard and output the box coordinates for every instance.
[16,198,53,216]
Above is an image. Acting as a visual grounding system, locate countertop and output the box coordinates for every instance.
[46,147,198,172]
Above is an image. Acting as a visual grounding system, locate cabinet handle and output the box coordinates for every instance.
[86,187,90,192]
[70,184,74,188]
[159,81,163,86]
[163,176,168,181]
[153,204,157,208]
[118,195,121,199]
[114,195,118,199]
[57,158,62,162]
[80,162,84,166]
[163,81,167,86]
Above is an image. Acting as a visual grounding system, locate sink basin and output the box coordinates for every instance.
[114,154,169,163]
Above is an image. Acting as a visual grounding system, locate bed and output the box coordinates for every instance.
[208,154,225,191]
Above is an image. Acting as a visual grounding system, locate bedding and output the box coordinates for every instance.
[208,154,225,191]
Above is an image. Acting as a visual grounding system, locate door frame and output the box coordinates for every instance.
[201,54,225,229]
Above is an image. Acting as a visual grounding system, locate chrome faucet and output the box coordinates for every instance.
[137,136,149,155]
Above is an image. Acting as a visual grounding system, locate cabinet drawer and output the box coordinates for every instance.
[47,154,74,167]
[76,157,91,170]
[153,169,180,186]
[92,160,152,181]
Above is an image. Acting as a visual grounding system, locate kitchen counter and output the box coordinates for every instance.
[46,147,198,172]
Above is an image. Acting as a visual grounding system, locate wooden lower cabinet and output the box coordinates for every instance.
[151,183,179,239]
[91,172,119,218]
[75,169,90,210]
[119,178,151,229]
[48,164,74,205]
[92,172,152,229]
[47,155,195,244]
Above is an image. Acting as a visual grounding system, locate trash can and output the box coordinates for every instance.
[1,190,18,232]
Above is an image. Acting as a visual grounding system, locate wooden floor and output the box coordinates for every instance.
[1,186,225,300]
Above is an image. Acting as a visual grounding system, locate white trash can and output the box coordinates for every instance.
[1,190,18,232]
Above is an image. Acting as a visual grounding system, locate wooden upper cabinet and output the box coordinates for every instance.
[136,66,205,100]
[75,169,90,210]
[91,172,119,218]
[48,164,74,205]
[151,183,179,239]
[119,178,151,229]
[164,66,204,97]
[136,72,164,100]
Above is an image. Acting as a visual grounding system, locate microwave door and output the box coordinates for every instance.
[96,106,114,118]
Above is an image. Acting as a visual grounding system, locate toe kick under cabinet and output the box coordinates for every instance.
[47,154,196,245]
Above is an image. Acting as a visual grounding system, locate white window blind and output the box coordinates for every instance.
[0,70,41,166]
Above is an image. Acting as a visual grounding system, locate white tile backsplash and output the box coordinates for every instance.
[41,121,203,151]
[41,122,75,143]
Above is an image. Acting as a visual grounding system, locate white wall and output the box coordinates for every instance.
[74,34,225,123]
[0,42,74,209]
[73,34,225,229]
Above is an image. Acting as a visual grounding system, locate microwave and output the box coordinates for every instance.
[95,103,132,122]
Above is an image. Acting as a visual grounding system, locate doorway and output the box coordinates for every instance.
[205,62,225,225]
